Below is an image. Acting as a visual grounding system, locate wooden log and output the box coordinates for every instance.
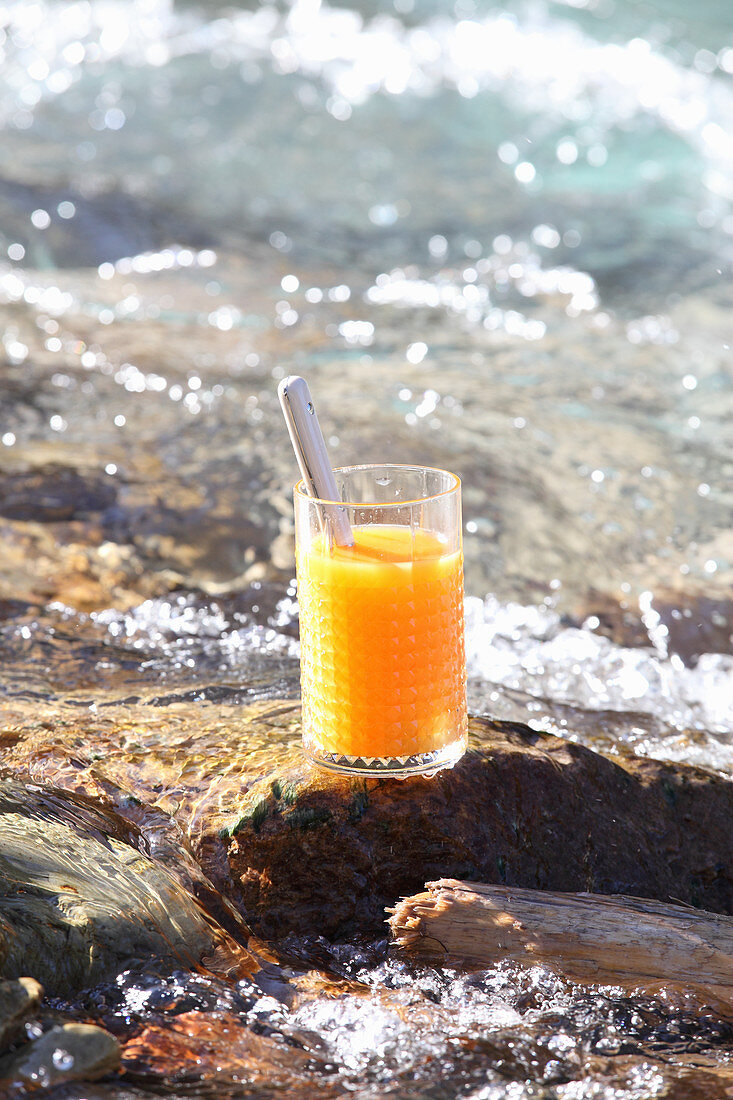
[389,878,733,997]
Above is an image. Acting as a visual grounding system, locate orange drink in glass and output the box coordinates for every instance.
[294,464,467,777]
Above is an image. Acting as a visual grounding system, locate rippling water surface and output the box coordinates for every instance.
[1,0,733,1094]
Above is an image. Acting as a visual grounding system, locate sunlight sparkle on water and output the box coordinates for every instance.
[6,0,730,229]
[465,596,733,744]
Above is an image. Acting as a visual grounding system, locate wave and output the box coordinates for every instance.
[2,0,733,192]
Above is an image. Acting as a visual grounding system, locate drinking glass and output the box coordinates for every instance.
[294,464,467,777]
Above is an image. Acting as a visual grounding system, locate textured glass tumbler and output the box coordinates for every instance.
[294,464,467,778]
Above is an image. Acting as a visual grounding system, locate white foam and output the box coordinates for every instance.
[92,595,299,662]
[466,594,733,738]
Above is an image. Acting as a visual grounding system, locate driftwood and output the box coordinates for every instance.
[389,879,733,998]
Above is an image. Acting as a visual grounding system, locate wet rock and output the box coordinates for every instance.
[0,699,303,874]
[0,451,283,610]
[652,592,733,666]
[121,1010,338,1097]
[220,716,733,940]
[0,466,117,523]
[0,777,258,995]
[564,588,651,649]
[6,703,733,947]
[0,600,32,622]
[0,517,175,611]
[0,176,215,269]
[568,588,733,665]
[0,1022,120,1091]
[0,978,42,1052]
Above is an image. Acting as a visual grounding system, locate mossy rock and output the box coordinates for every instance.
[220,717,733,940]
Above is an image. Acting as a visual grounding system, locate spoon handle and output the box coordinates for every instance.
[278,375,354,547]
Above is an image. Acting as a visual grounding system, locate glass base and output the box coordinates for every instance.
[304,737,467,779]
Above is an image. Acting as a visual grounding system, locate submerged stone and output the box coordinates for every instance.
[121,1010,339,1097]
[0,777,258,996]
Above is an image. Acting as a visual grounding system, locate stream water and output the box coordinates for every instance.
[1,0,733,1094]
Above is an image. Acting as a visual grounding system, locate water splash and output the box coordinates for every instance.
[92,595,299,667]
[465,595,733,740]
[290,954,733,1095]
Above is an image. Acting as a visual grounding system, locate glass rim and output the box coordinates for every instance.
[294,463,461,506]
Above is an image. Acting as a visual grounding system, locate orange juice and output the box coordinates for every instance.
[297,524,467,762]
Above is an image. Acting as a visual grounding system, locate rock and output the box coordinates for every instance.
[0,1022,120,1090]
[0,465,117,523]
[219,716,733,940]
[5,703,733,947]
[563,588,652,648]
[651,592,733,666]
[0,978,42,1052]
[0,518,174,611]
[567,587,733,665]
[0,777,259,995]
[0,698,304,899]
[121,1010,338,1097]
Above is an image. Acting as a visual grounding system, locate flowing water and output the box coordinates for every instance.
[1,0,733,1094]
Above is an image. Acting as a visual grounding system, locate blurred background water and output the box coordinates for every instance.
[1,0,731,751]
[2,2,733,1095]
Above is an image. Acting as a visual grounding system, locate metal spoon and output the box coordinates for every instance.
[278,375,354,546]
